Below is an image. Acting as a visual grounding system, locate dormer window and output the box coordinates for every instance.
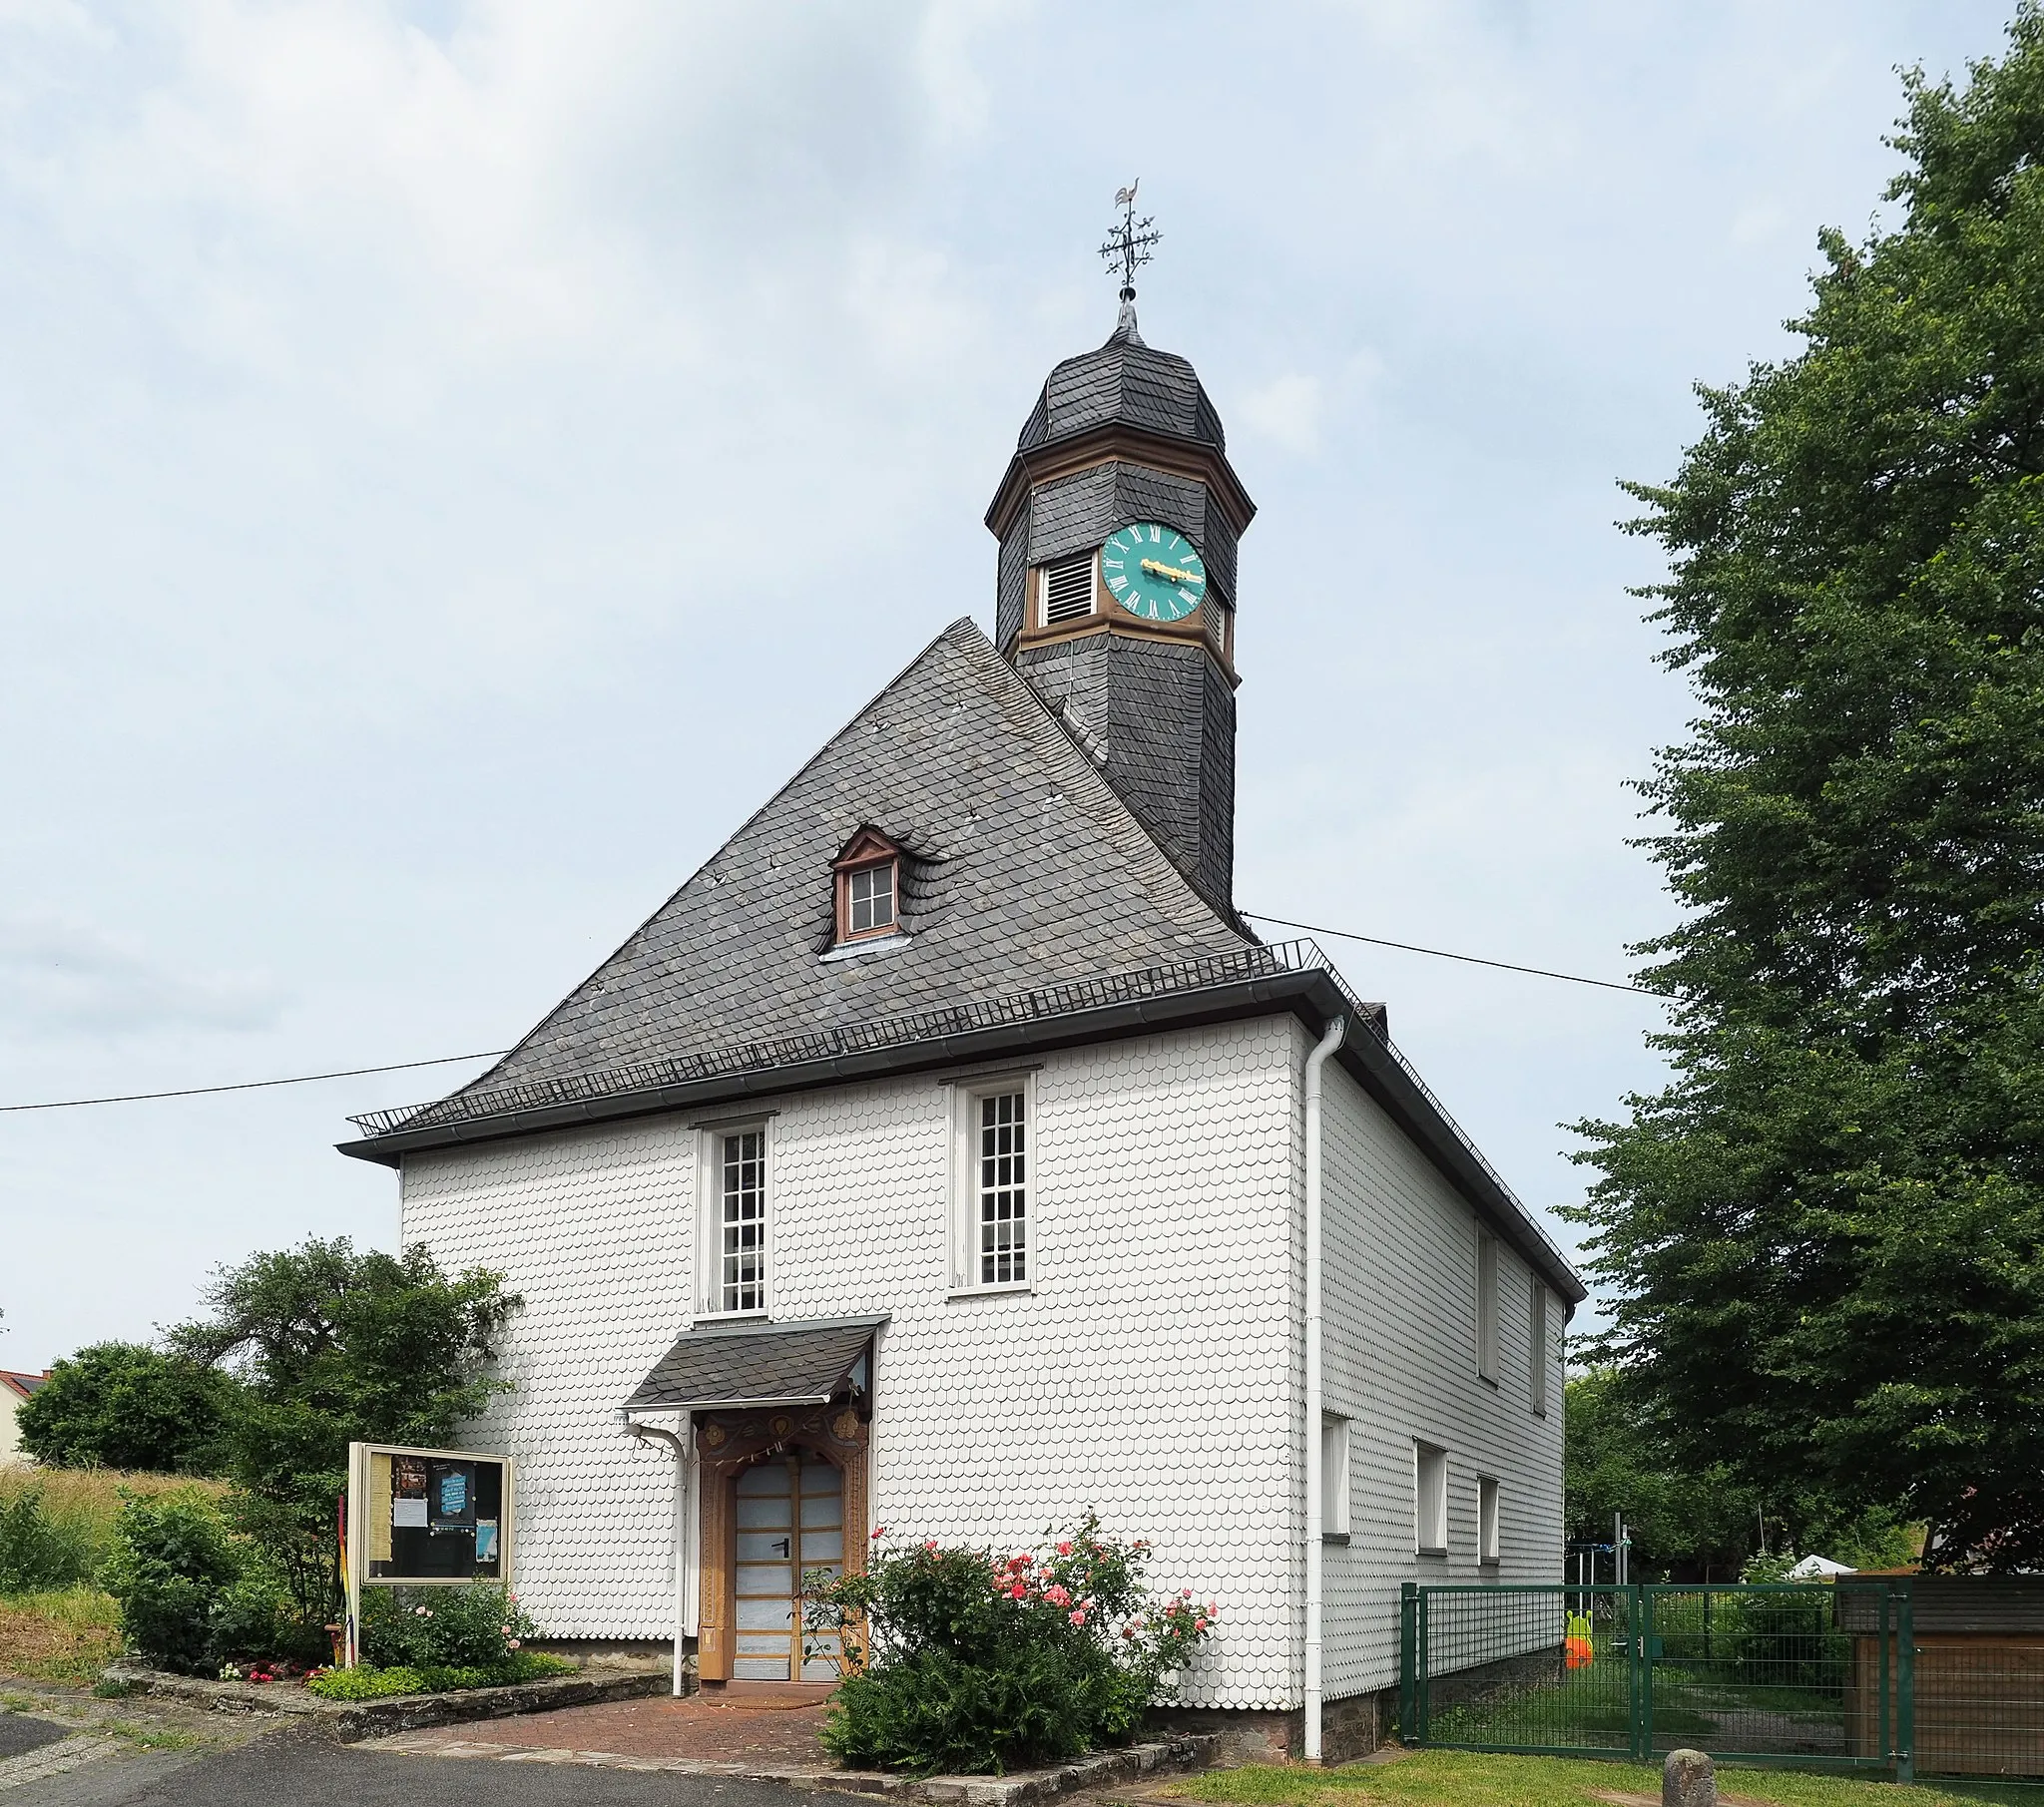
[832,828,903,945]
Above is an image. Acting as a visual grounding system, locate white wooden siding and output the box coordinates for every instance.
[396,1010,1568,1715]
[400,1017,1301,1711]
[1313,1031,1567,1701]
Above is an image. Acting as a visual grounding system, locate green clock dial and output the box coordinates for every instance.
[1102,522,1207,623]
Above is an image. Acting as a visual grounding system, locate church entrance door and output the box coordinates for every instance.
[734,1453,844,1680]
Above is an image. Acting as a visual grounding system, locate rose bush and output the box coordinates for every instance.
[358,1582,536,1669]
[801,1514,1216,1776]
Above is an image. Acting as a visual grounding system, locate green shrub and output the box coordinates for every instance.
[0,1488,97,1593]
[304,1651,576,1700]
[100,1490,244,1675]
[359,1583,538,1670]
[804,1516,1216,1776]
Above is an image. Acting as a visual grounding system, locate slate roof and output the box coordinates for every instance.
[1015,307,1227,456]
[445,619,1255,1098]
[624,1315,885,1411]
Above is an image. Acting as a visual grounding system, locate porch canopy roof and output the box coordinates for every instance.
[623,1313,886,1414]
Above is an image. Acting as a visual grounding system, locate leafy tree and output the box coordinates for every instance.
[1564,1370,1915,1579]
[1569,9,2044,1571]
[170,1238,519,1631]
[16,1342,238,1475]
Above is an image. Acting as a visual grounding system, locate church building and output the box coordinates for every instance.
[340,288,1584,1761]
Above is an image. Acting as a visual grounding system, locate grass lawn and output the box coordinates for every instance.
[0,1587,123,1683]
[1170,1751,2042,1807]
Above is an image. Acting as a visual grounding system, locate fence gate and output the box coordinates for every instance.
[1400,1582,1913,1777]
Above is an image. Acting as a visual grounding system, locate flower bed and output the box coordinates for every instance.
[802,1514,1217,1776]
[305,1651,578,1700]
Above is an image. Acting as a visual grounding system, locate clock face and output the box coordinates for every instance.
[1102,522,1207,623]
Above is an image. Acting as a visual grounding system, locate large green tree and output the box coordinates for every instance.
[170,1238,519,1628]
[1571,8,2044,1571]
[15,1341,239,1475]
[1564,1370,1915,1579]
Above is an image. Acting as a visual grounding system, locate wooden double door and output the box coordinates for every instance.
[695,1403,869,1684]
[734,1453,844,1680]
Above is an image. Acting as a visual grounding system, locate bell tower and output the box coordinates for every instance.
[985,199,1255,916]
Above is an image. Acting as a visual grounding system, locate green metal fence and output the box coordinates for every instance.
[1401,1581,1926,1776]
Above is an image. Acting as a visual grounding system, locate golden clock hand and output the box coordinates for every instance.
[1140,558,1199,584]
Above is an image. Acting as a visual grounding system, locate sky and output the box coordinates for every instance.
[0,0,2020,1370]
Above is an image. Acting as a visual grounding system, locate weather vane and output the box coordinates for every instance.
[1099,181,1160,302]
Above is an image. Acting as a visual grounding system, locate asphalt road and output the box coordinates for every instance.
[7,1722,860,1807]
[0,1712,70,1759]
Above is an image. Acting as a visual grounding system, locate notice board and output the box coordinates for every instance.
[346,1441,513,1586]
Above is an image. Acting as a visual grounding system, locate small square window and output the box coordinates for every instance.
[843,862,895,936]
[1479,1475,1501,1565]
[1414,1442,1448,1556]
[831,828,904,946]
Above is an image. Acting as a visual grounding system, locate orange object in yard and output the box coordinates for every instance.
[1565,1611,1595,1669]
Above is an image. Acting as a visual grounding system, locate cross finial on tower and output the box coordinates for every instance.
[1099,181,1160,305]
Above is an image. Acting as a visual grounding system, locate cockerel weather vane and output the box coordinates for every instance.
[1099,181,1160,302]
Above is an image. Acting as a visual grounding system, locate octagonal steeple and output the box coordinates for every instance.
[984,304,1255,920]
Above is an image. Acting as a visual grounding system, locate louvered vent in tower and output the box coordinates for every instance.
[1041,552,1096,625]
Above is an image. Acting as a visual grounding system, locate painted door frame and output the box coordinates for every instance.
[695,1401,870,1682]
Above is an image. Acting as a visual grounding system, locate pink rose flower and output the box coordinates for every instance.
[925,1540,939,1553]
[1069,1609,1087,1626]
[1044,1584,1070,1606]
[1207,1602,1219,1616]
[1057,1541,1073,1556]
[871,1526,887,1540]
[1181,1587,1194,1598]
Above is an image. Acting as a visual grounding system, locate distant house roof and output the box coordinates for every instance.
[0,1371,50,1402]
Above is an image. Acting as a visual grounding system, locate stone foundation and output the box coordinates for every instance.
[1147,1688,1397,1766]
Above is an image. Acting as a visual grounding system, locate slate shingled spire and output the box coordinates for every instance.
[986,309,1255,919]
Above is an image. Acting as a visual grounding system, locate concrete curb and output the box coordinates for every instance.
[365,1727,1223,1802]
[100,1662,671,1741]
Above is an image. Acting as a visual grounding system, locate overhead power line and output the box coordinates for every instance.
[0,915,1657,1117]
[1242,911,1660,998]
[0,1049,510,1115]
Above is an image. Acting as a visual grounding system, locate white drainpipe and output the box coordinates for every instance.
[1301,1013,1347,1764]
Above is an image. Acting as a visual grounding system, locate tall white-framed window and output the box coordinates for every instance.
[1038,551,1097,627]
[1478,1475,1501,1565]
[1529,1280,1550,1417]
[1321,1416,1351,1540]
[950,1074,1032,1291]
[698,1123,769,1316]
[1414,1441,1448,1556]
[1476,1231,1499,1383]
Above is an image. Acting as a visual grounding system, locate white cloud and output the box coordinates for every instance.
[1238,372,1322,454]
[0,916,281,1038]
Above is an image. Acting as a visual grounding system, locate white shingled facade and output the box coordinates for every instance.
[398,1011,1565,1714]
